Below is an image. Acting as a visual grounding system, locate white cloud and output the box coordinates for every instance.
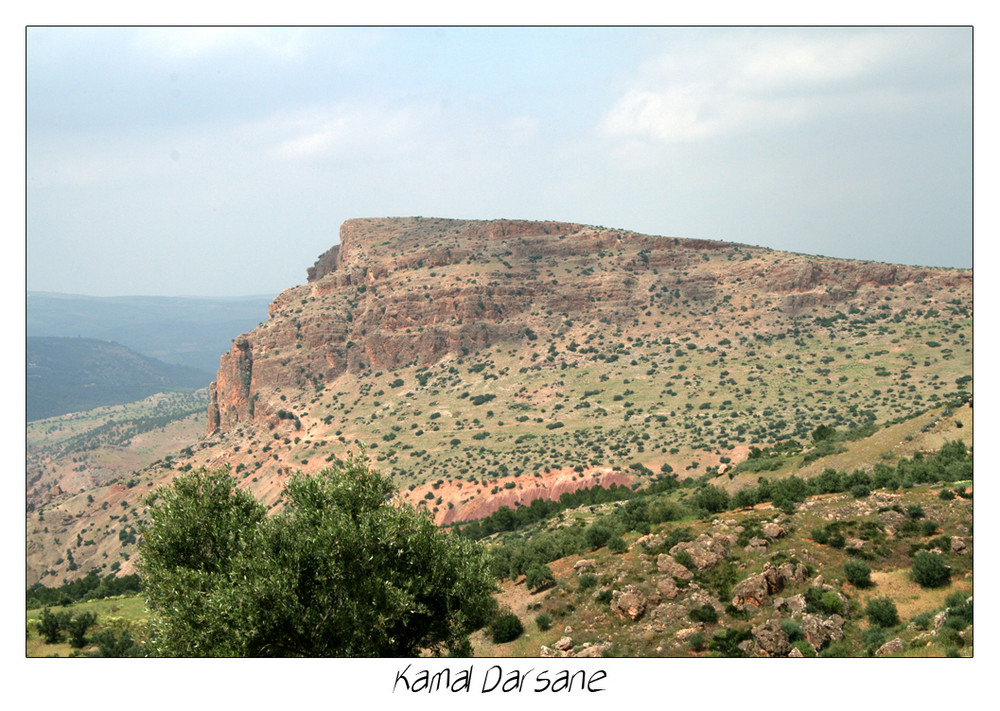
[268,101,437,161]
[132,27,308,62]
[600,28,967,146]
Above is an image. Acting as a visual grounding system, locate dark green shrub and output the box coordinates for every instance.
[850,484,870,499]
[67,611,97,648]
[38,607,71,644]
[673,549,696,570]
[811,527,830,545]
[910,611,935,630]
[938,489,956,500]
[688,632,707,652]
[578,573,598,590]
[792,639,816,657]
[865,597,899,628]
[535,613,553,631]
[607,536,628,554]
[525,564,555,592]
[920,520,938,537]
[694,485,730,514]
[912,551,950,588]
[688,603,719,624]
[708,626,751,657]
[844,559,873,588]
[780,618,804,642]
[490,609,524,644]
[585,523,614,550]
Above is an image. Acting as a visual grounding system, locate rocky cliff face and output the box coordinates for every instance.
[207,217,970,435]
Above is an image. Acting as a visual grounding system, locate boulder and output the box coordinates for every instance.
[731,572,771,611]
[875,638,904,657]
[775,594,807,617]
[611,585,647,621]
[573,559,595,571]
[800,613,844,652]
[554,636,574,651]
[951,537,967,555]
[656,576,680,600]
[762,522,786,539]
[751,620,792,657]
[744,537,768,553]
[657,554,694,579]
[669,533,730,571]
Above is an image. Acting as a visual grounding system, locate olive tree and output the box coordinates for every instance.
[140,456,497,657]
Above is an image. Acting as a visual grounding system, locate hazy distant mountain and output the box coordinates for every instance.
[26,337,210,421]
[26,292,275,376]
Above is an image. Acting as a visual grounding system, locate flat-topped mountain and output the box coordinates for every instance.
[208,217,968,436]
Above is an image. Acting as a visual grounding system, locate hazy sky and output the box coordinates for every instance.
[26,26,972,297]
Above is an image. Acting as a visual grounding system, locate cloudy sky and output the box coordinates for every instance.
[26,26,972,297]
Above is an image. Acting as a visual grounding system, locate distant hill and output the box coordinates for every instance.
[26,337,210,420]
[26,292,275,376]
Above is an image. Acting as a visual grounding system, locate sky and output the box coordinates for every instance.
[26,26,973,297]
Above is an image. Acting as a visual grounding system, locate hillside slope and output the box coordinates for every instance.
[26,337,209,420]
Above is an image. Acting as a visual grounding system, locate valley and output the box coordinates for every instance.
[25,217,972,657]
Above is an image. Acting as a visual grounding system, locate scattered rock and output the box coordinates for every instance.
[573,559,595,571]
[573,643,611,658]
[788,646,804,658]
[540,645,558,657]
[744,537,768,553]
[674,626,703,643]
[933,611,948,634]
[554,636,574,651]
[951,537,967,555]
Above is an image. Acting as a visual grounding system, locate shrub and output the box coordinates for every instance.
[844,559,873,588]
[938,489,956,500]
[920,520,938,537]
[792,639,816,657]
[688,603,719,625]
[67,611,98,648]
[535,613,553,631]
[709,627,751,657]
[490,609,524,644]
[585,523,615,550]
[694,485,730,514]
[578,573,598,590]
[911,551,950,588]
[607,536,628,554]
[865,597,899,628]
[525,564,556,592]
[780,618,804,642]
[688,632,707,651]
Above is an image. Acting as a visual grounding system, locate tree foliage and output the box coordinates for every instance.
[139,456,497,657]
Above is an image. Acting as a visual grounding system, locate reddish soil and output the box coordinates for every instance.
[402,465,634,526]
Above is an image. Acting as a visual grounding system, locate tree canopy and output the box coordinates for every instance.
[139,455,497,657]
